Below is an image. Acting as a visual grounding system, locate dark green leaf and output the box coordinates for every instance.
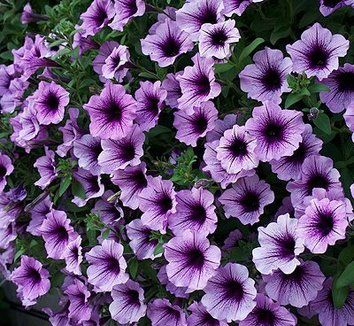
[332,284,349,308]
[71,179,86,199]
[153,243,164,256]
[215,63,235,73]
[238,38,265,63]
[336,261,354,288]
[308,83,330,93]
[58,176,72,197]
[129,258,139,278]
[314,113,331,135]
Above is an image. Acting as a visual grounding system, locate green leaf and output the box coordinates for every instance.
[285,91,307,108]
[153,243,164,256]
[139,71,158,80]
[314,113,331,135]
[215,63,234,73]
[102,228,110,239]
[71,179,86,199]
[58,175,72,198]
[338,246,354,267]
[332,284,349,308]
[336,261,354,288]
[270,26,291,45]
[129,258,139,278]
[238,38,265,63]
[308,83,330,93]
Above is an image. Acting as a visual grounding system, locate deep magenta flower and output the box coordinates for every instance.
[84,83,137,140]
[188,302,228,326]
[141,19,193,68]
[29,81,69,125]
[79,0,114,37]
[286,23,349,80]
[239,47,292,104]
[86,239,128,292]
[245,101,305,162]
[126,219,162,260]
[10,255,50,307]
[98,124,144,173]
[111,163,148,210]
[177,54,221,113]
[0,153,13,192]
[73,134,102,176]
[164,230,221,292]
[64,235,83,276]
[174,101,218,147]
[297,197,348,253]
[109,0,145,31]
[252,214,305,275]
[199,20,240,59]
[40,209,76,259]
[109,280,147,324]
[27,194,52,236]
[219,175,274,225]
[161,72,182,109]
[157,265,188,298]
[239,294,297,326]
[201,263,257,322]
[264,260,325,308]
[206,113,238,142]
[147,299,187,326]
[169,187,217,236]
[176,0,224,41]
[320,63,354,113]
[139,176,177,232]
[135,81,167,131]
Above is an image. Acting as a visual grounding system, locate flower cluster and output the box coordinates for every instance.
[0,0,354,325]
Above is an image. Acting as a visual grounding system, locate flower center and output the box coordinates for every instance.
[46,92,60,111]
[317,211,335,236]
[229,137,248,157]
[56,226,69,242]
[199,6,218,25]
[122,142,136,161]
[195,74,211,96]
[190,203,207,223]
[323,0,342,8]
[240,192,260,212]
[95,5,108,25]
[264,122,283,142]
[127,289,140,305]
[289,142,306,163]
[256,308,276,325]
[0,165,7,178]
[127,0,138,15]
[224,280,244,301]
[307,174,329,194]
[193,115,208,134]
[211,29,228,46]
[106,256,120,273]
[279,236,296,258]
[309,46,328,68]
[187,248,205,268]
[262,68,282,91]
[28,268,42,283]
[162,37,181,57]
[337,71,354,92]
[158,194,173,213]
[133,171,148,188]
[146,96,160,115]
[106,100,122,122]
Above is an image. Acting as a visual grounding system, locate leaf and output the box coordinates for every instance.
[139,71,158,80]
[285,92,306,108]
[58,175,72,198]
[314,113,331,135]
[215,63,235,74]
[308,83,330,93]
[336,261,354,288]
[270,26,291,45]
[153,243,164,256]
[332,284,349,308]
[71,179,86,199]
[102,228,110,239]
[238,38,265,63]
[129,258,139,278]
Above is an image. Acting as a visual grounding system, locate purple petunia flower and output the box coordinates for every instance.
[264,260,325,308]
[307,278,354,326]
[64,278,92,323]
[126,219,162,260]
[111,163,148,210]
[223,229,242,250]
[34,147,57,189]
[320,63,354,113]
[245,101,305,162]
[319,0,348,16]
[177,54,221,113]
[203,140,256,189]
[79,0,114,37]
[109,280,147,324]
[239,47,292,104]
[57,107,83,157]
[239,294,297,326]
[216,125,258,174]
[149,7,177,34]
[28,81,69,125]
[176,0,224,41]
[169,187,217,236]
[139,176,177,232]
[223,0,264,16]
[157,265,188,298]
[73,134,102,176]
[164,230,221,292]
[21,3,48,24]
[286,23,349,80]
[161,72,182,109]
[84,83,137,140]
[206,113,238,142]
[297,197,348,253]
[174,101,218,147]
[40,209,76,259]
[147,298,187,326]
[252,214,305,275]
[109,0,145,31]
[141,19,193,67]
[73,26,98,55]
[201,263,257,322]
[135,81,167,131]
[86,239,129,292]
[10,255,50,307]
[0,153,13,192]
[72,168,105,207]
[199,20,240,59]
[286,155,342,207]
[64,235,83,276]
[93,41,130,82]
[1,77,29,114]
[188,302,228,326]
[27,194,52,236]
[98,124,144,173]
[270,124,323,181]
[219,175,274,225]
[93,190,124,226]
[0,64,14,96]
[344,103,354,141]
